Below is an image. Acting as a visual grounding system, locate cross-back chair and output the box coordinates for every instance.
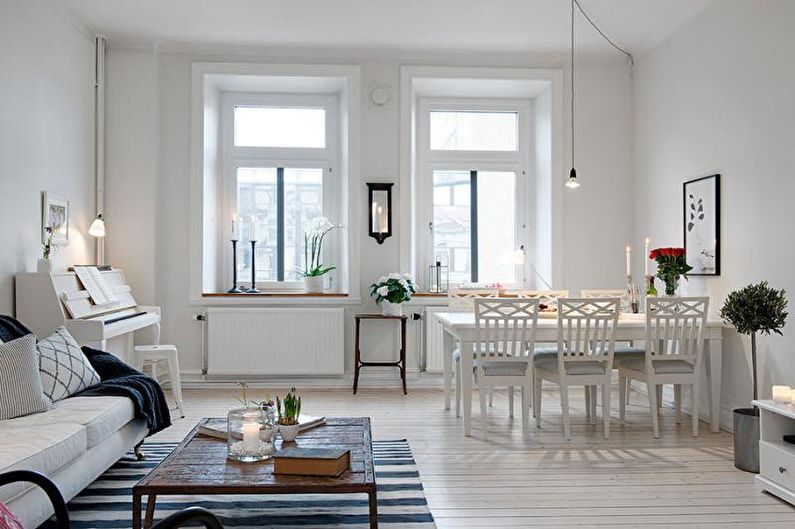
[617,297,709,438]
[470,298,540,439]
[533,297,620,440]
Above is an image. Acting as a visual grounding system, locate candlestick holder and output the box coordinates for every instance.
[247,240,260,293]
[227,240,243,293]
[623,274,639,313]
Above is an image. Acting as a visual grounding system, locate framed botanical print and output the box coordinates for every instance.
[42,192,70,245]
[683,174,720,275]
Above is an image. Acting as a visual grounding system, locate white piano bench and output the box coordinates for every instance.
[133,344,185,418]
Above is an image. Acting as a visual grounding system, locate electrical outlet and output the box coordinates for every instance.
[192,313,206,321]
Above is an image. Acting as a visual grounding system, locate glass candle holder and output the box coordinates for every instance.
[227,407,274,463]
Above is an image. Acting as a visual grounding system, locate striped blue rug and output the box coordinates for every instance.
[57,440,435,528]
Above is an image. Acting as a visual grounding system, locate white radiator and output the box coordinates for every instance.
[207,308,345,376]
[424,306,452,373]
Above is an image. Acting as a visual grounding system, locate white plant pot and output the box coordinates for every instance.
[279,423,300,443]
[380,300,404,317]
[37,259,53,274]
[303,276,324,293]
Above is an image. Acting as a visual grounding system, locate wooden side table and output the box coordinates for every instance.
[354,314,408,395]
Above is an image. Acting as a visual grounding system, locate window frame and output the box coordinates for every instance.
[221,92,340,290]
[417,97,531,289]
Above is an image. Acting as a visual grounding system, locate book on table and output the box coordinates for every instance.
[273,447,351,477]
[197,415,326,440]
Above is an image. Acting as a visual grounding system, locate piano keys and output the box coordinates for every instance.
[15,268,161,363]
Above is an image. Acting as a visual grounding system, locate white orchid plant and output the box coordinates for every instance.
[369,273,417,305]
[302,216,339,277]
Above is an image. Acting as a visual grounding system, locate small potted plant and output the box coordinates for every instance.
[276,387,302,442]
[648,247,692,295]
[369,273,417,316]
[720,281,788,472]
[301,217,339,293]
[38,226,56,273]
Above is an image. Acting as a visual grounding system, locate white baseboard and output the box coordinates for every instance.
[177,369,445,390]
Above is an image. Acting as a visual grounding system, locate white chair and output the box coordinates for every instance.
[617,297,709,438]
[471,298,540,439]
[533,298,620,440]
[133,344,185,418]
[450,288,500,417]
[581,288,645,409]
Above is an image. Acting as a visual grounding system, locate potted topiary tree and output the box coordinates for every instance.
[720,281,788,473]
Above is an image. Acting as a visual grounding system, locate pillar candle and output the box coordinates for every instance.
[242,421,260,450]
[250,215,258,241]
[772,385,792,403]
[231,215,238,240]
[644,238,650,276]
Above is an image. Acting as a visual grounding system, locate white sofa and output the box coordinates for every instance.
[0,395,147,527]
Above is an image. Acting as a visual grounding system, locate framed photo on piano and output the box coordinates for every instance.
[42,191,70,245]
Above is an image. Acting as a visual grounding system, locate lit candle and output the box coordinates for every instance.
[773,385,792,403]
[644,238,650,276]
[625,245,631,276]
[377,205,387,233]
[231,215,238,240]
[242,421,260,450]
[371,202,378,232]
[250,215,257,241]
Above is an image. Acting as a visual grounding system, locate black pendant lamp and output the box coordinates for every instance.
[566,0,580,189]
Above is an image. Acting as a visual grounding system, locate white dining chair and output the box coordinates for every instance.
[471,298,540,439]
[581,288,645,410]
[617,297,709,438]
[533,298,620,440]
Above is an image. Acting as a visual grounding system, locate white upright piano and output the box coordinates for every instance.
[16,268,161,363]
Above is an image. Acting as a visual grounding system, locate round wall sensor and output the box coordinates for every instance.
[370,87,391,106]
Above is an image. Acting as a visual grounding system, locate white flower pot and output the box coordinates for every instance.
[37,258,53,274]
[279,423,300,443]
[380,300,404,317]
[303,276,324,293]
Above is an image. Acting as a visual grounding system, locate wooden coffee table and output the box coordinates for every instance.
[132,417,377,528]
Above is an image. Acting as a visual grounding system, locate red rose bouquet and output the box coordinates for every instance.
[649,247,692,295]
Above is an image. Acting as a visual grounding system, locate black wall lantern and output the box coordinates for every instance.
[367,182,393,244]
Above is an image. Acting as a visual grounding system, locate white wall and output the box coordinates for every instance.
[104,46,633,378]
[633,0,795,427]
[0,0,95,316]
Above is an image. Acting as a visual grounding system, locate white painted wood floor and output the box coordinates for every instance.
[151,386,795,528]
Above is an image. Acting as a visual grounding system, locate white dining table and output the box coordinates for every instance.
[434,311,726,436]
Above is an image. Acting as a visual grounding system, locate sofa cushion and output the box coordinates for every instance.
[0,334,51,420]
[37,327,101,402]
[51,397,135,448]
[0,423,86,504]
[1,396,134,449]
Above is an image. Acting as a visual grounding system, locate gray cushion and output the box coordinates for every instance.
[453,344,504,361]
[533,346,559,358]
[534,357,607,375]
[37,327,101,402]
[619,358,695,374]
[0,334,50,420]
[475,360,529,376]
[614,346,645,356]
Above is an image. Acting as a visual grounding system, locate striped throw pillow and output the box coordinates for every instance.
[0,334,50,420]
[37,327,101,402]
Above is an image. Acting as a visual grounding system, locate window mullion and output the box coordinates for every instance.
[470,169,478,284]
[277,167,285,281]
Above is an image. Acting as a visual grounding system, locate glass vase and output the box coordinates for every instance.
[227,407,274,463]
[663,275,680,296]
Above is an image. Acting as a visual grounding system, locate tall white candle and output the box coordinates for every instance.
[625,246,631,276]
[242,421,260,450]
[371,202,378,232]
[250,215,257,241]
[644,237,650,276]
[231,215,238,240]
[377,205,387,233]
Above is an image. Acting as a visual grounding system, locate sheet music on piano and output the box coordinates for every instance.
[73,266,118,308]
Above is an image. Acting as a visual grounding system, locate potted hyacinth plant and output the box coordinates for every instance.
[276,388,302,442]
[301,217,339,293]
[649,247,692,295]
[369,273,417,316]
[720,281,787,472]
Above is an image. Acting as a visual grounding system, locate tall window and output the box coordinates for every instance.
[418,100,530,287]
[224,94,339,286]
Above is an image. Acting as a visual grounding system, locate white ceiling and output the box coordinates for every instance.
[63,0,714,57]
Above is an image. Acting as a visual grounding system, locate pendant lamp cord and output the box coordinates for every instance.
[573,0,634,68]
